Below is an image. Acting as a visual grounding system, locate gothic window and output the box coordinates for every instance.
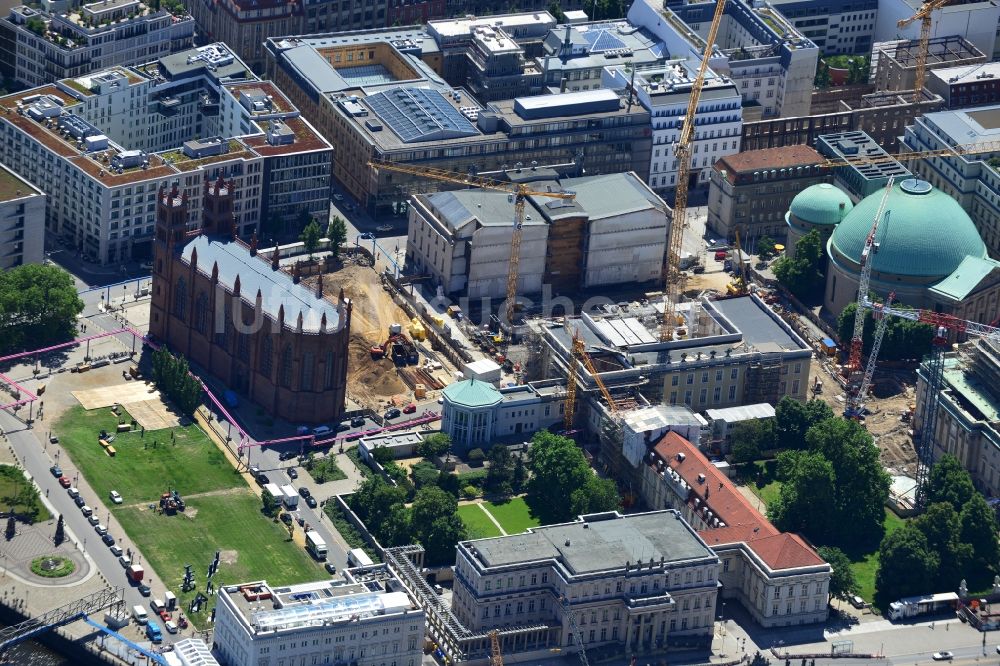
[260,337,273,379]
[281,344,293,387]
[238,332,250,361]
[194,291,209,334]
[173,277,187,320]
[301,352,314,390]
[324,351,335,389]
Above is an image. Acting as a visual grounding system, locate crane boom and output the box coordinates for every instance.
[564,328,619,425]
[559,596,590,666]
[489,630,503,666]
[845,292,894,419]
[897,0,950,103]
[661,0,729,341]
[820,137,1000,169]
[367,160,575,357]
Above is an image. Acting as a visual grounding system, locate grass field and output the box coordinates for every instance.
[54,405,238,504]
[457,504,502,539]
[484,497,540,534]
[114,491,321,624]
[751,480,782,508]
[850,509,906,606]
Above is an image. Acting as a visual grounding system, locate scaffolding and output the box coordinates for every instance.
[745,353,783,405]
[915,342,947,507]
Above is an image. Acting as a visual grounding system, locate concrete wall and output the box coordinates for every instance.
[467,224,548,298]
[584,209,667,288]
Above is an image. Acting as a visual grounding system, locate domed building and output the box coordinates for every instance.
[824,178,1000,323]
[785,183,853,259]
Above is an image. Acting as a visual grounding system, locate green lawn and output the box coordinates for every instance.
[114,491,322,625]
[752,480,782,508]
[457,504,502,540]
[850,509,906,606]
[484,497,540,534]
[0,464,51,522]
[54,405,239,504]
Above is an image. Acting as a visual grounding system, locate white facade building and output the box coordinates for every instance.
[0,1,194,88]
[0,43,331,265]
[604,63,742,192]
[0,162,46,269]
[766,0,876,55]
[876,0,1000,61]
[212,569,426,666]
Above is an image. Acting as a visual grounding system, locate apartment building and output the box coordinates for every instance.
[871,36,984,94]
[914,338,1000,498]
[766,0,876,55]
[212,567,425,666]
[0,1,193,88]
[926,62,1000,109]
[707,144,828,241]
[452,511,721,657]
[407,170,668,297]
[629,0,818,119]
[641,432,831,629]
[0,163,45,268]
[538,22,664,94]
[0,44,331,265]
[603,63,743,193]
[876,0,1000,61]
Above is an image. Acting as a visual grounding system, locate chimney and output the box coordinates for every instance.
[317,273,324,298]
[250,230,258,255]
[563,23,571,46]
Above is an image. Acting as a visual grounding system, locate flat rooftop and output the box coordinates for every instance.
[0,162,42,202]
[920,104,1000,148]
[818,130,911,178]
[929,61,1000,87]
[712,297,807,353]
[464,511,714,574]
[876,35,983,68]
[944,360,1000,422]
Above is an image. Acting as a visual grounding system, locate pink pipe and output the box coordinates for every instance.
[0,373,37,401]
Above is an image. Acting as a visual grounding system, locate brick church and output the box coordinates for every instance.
[150,177,351,423]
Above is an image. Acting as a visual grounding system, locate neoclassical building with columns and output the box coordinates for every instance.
[149,177,351,423]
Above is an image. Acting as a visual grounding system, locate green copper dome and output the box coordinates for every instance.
[443,379,502,409]
[829,178,986,278]
[789,183,853,226]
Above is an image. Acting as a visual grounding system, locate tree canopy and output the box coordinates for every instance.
[817,545,859,601]
[874,524,940,608]
[774,396,832,451]
[418,433,452,458]
[527,432,618,523]
[924,454,976,512]
[150,348,202,416]
[410,486,466,565]
[837,303,934,362]
[327,216,348,259]
[773,228,825,299]
[0,264,83,352]
[299,219,323,258]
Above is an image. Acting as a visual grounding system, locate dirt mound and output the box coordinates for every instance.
[348,335,407,398]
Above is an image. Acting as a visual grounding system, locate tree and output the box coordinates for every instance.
[814,59,832,88]
[299,219,323,258]
[261,488,279,518]
[0,264,84,352]
[437,471,461,497]
[411,461,440,489]
[959,493,1000,589]
[547,0,566,21]
[25,16,44,36]
[4,514,14,540]
[817,546,858,601]
[925,454,976,512]
[150,348,202,416]
[380,504,412,547]
[768,451,836,538]
[54,514,65,546]
[729,419,775,465]
[410,486,466,565]
[570,476,620,516]
[370,446,395,466]
[773,228,825,299]
[418,433,451,458]
[526,432,596,524]
[485,445,515,496]
[874,525,940,609]
[774,396,831,451]
[757,236,777,260]
[351,476,407,528]
[512,454,526,492]
[847,56,870,84]
[327,215,348,259]
[837,303,934,362]
[915,502,972,589]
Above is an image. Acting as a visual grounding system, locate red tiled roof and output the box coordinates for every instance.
[650,431,824,571]
[715,145,823,180]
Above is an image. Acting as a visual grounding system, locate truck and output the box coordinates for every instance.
[263,482,282,502]
[280,484,298,509]
[347,548,373,568]
[887,592,959,621]
[305,530,327,560]
[145,621,162,643]
[127,564,144,584]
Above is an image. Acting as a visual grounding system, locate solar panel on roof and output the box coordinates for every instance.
[583,29,627,53]
[365,87,479,143]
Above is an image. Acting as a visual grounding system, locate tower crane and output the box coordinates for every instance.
[844,291,895,419]
[367,161,576,359]
[727,228,749,297]
[660,0,729,341]
[897,0,952,103]
[559,595,590,666]
[488,630,503,666]
[564,327,619,431]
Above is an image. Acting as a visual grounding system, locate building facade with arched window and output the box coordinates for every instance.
[150,178,352,423]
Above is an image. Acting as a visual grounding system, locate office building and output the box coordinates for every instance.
[824,178,1000,325]
[407,170,668,297]
[451,511,721,657]
[0,1,194,88]
[603,62,743,193]
[914,338,1000,498]
[164,639,220,666]
[766,0,876,55]
[641,432,831,628]
[876,0,1000,61]
[926,62,1000,109]
[0,163,45,269]
[150,179,351,424]
[0,43,332,265]
[815,130,911,198]
[707,145,828,241]
[212,567,425,666]
[629,0,819,119]
[870,36,984,94]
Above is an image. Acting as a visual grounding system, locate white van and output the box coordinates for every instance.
[150,599,165,614]
[132,605,148,625]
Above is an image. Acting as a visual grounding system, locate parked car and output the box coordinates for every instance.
[305,496,318,509]
[88,515,100,526]
[101,533,114,546]
[67,487,79,498]
[110,545,123,557]
[49,465,62,477]
[376,224,394,232]
[256,473,270,486]
[279,513,292,524]
[849,595,865,609]
[119,555,132,568]
[81,505,93,517]
[58,476,71,488]
[295,426,310,436]
[384,408,401,420]
[359,232,375,240]
[298,486,311,498]
[287,467,298,480]
[325,562,337,574]
[109,490,123,504]
[932,653,953,661]
[333,194,344,202]
[279,450,297,461]
[94,523,108,536]
[164,620,178,634]
[312,425,332,436]
[402,403,416,414]
[350,416,366,428]
[74,496,86,508]
[433,584,444,595]
[249,465,260,477]
[337,423,351,433]
[137,585,151,597]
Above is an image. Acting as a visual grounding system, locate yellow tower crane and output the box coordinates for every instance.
[564,327,619,431]
[818,138,1000,169]
[489,630,503,666]
[897,0,951,103]
[661,0,729,341]
[367,161,575,360]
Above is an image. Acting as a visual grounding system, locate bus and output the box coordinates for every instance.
[305,530,327,560]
